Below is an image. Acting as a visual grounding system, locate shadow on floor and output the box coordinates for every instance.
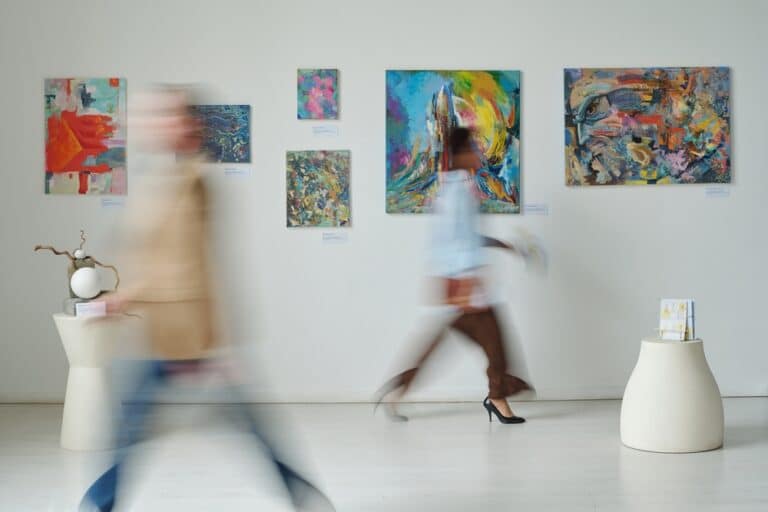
[390,402,582,422]
[389,404,478,420]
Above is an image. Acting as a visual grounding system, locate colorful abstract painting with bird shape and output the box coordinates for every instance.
[386,70,520,213]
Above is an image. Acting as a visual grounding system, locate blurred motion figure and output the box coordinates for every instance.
[376,127,533,424]
[80,85,333,512]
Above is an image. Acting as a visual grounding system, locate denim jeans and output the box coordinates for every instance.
[81,360,324,511]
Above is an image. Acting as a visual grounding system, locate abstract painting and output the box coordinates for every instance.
[192,105,251,163]
[286,150,350,227]
[297,69,339,120]
[564,67,731,186]
[45,78,127,194]
[386,70,521,213]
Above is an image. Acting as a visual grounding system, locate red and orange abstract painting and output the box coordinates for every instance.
[44,78,126,194]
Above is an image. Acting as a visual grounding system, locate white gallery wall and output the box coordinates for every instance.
[1,0,767,402]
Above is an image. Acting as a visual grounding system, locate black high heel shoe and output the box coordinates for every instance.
[483,397,525,424]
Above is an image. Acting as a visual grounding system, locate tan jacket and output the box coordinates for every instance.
[123,158,218,360]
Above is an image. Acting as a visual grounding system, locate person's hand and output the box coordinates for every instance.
[482,236,514,251]
[102,292,127,314]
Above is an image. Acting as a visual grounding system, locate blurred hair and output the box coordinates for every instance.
[149,83,211,157]
[157,84,208,113]
[448,126,473,155]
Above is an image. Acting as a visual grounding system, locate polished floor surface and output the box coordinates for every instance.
[0,398,766,511]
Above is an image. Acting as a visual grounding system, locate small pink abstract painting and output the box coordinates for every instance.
[297,69,339,120]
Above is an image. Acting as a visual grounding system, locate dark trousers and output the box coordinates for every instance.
[394,308,530,399]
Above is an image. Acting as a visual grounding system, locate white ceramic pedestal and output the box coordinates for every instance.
[620,338,723,453]
[54,313,120,451]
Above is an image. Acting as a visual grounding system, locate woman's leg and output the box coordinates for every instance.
[373,322,453,421]
[223,386,334,510]
[393,325,449,394]
[81,360,167,512]
[375,320,453,404]
[451,309,530,413]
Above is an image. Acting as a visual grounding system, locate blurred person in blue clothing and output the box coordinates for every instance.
[375,127,533,424]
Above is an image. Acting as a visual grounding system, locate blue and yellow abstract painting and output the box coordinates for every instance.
[287,150,350,227]
[297,69,339,120]
[192,105,251,163]
[564,67,731,185]
[386,70,521,213]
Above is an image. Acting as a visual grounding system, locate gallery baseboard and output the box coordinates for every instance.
[2,386,766,404]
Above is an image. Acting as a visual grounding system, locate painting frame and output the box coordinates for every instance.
[286,149,351,228]
[192,104,251,164]
[44,77,127,195]
[564,66,731,186]
[297,68,339,120]
[386,69,521,214]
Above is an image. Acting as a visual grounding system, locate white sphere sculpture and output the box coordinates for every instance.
[70,268,101,299]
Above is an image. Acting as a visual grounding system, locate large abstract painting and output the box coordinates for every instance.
[45,78,127,194]
[564,67,731,186]
[286,150,350,227]
[297,69,339,120]
[386,70,520,214]
[193,105,251,163]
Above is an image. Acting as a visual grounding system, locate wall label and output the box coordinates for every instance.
[101,197,125,209]
[224,167,251,177]
[312,125,340,137]
[705,186,730,198]
[322,232,349,245]
[523,203,549,215]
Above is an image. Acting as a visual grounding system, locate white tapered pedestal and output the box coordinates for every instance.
[620,338,723,453]
[61,367,114,450]
[54,313,124,451]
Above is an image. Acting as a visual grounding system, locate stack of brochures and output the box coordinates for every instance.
[659,299,695,341]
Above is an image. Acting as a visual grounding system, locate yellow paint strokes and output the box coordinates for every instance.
[624,178,648,186]
[627,142,653,167]
[484,175,512,201]
[472,96,505,161]
[564,143,586,186]
[409,134,423,164]
[449,71,509,163]
[693,116,719,133]
[454,71,504,105]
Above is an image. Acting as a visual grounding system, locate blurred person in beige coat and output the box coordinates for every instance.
[80,86,334,512]
[110,85,217,360]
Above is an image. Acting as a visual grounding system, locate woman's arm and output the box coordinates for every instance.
[481,236,517,253]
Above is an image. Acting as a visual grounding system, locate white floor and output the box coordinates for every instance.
[0,399,766,511]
